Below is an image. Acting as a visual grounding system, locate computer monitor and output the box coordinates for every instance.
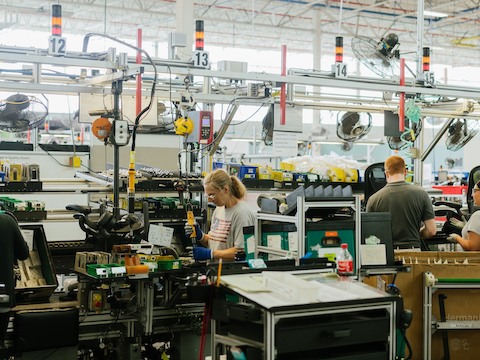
[364,162,386,205]
[360,212,395,268]
[437,170,448,183]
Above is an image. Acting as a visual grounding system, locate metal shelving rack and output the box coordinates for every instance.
[254,195,361,267]
[423,271,480,360]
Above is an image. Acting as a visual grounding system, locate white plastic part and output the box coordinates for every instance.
[114,120,129,145]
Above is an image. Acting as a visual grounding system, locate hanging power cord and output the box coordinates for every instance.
[83,32,158,216]
[65,95,77,156]
[386,274,413,360]
[398,99,422,180]
[193,96,271,162]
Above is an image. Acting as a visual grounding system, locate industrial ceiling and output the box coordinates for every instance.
[1,1,479,68]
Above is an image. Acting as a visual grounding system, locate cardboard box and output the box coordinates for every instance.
[74,251,111,275]
[16,225,58,303]
[363,251,480,360]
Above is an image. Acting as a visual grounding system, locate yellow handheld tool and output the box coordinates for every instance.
[187,207,196,239]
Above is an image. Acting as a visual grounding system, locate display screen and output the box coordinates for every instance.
[202,116,211,126]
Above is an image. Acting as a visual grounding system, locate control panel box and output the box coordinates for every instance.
[187,111,214,145]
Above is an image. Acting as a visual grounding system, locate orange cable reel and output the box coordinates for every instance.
[92,117,112,140]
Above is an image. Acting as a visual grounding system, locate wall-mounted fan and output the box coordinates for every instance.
[351,33,400,79]
[342,141,353,151]
[445,118,479,151]
[0,94,48,132]
[387,120,422,150]
[445,158,455,169]
[261,104,274,145]
[336,111,372,142]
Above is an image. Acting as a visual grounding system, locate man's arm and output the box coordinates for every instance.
[420,218,437,239]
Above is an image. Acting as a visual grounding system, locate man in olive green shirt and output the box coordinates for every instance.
[366,155,436,248]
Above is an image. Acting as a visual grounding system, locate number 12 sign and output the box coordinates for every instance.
[48,36,67,56]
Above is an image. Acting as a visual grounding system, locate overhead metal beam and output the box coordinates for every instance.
[209,104,239,156]
[420,118,455,162]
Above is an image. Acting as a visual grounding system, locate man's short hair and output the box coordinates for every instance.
[385,155,405,175]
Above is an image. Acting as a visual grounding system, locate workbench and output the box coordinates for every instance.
[211,270,398,360]
[4,270,205,360]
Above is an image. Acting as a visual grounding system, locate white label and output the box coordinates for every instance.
[148,224,174,247]
[273,131,298,157]
[246,235,256,255]
[20,229,34,250]
[424,71,435,84]
[48,36,67,56]
[334,63,347,78]
[193,50,209,67]
[267,234,282,249]
[360,244,387,266]
[288,232,298,252]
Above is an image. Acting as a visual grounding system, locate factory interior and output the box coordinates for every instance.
[2,1,480,359]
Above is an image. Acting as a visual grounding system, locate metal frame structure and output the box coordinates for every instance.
[423,271,480,360]
[5,274,204,358]
[3,1,480,69]
[2,39,480,187]
[255,196,361,267]
[2,45,480,108]
[212,302,397,360]
[211,271,398,360]
[2,43,480,183]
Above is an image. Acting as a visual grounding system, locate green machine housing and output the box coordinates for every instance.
[244,221,355,268]
[305,220,355,267]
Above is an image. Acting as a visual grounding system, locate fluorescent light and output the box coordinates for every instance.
[423,10,449,18]
[224,137,261,142]
[310,141,384,146]
[298,138,385,146]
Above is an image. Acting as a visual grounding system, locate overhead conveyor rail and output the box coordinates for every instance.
[2,45,480,116]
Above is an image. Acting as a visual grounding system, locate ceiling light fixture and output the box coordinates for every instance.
[224,137,261,142]
[298,138,385,146]
[423,11,449,18]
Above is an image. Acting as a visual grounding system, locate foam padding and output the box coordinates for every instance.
[14,308,79,352]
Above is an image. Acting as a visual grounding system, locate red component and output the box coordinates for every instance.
[280,45,287,125]
[422,47,430,72]
[335,36,343,63]
[195,20,204,50]
[399,58,405,132]
[51,4,62,36]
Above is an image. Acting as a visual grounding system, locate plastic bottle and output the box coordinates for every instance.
[336,243,354,276]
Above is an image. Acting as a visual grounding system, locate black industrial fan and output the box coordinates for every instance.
[0,94,48,132]
[351,33,400,79]
[261,104,274,145]
[336,111,372,142]
[387,120,422,150]
[342,141,353,151]
[445,118,479,151]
